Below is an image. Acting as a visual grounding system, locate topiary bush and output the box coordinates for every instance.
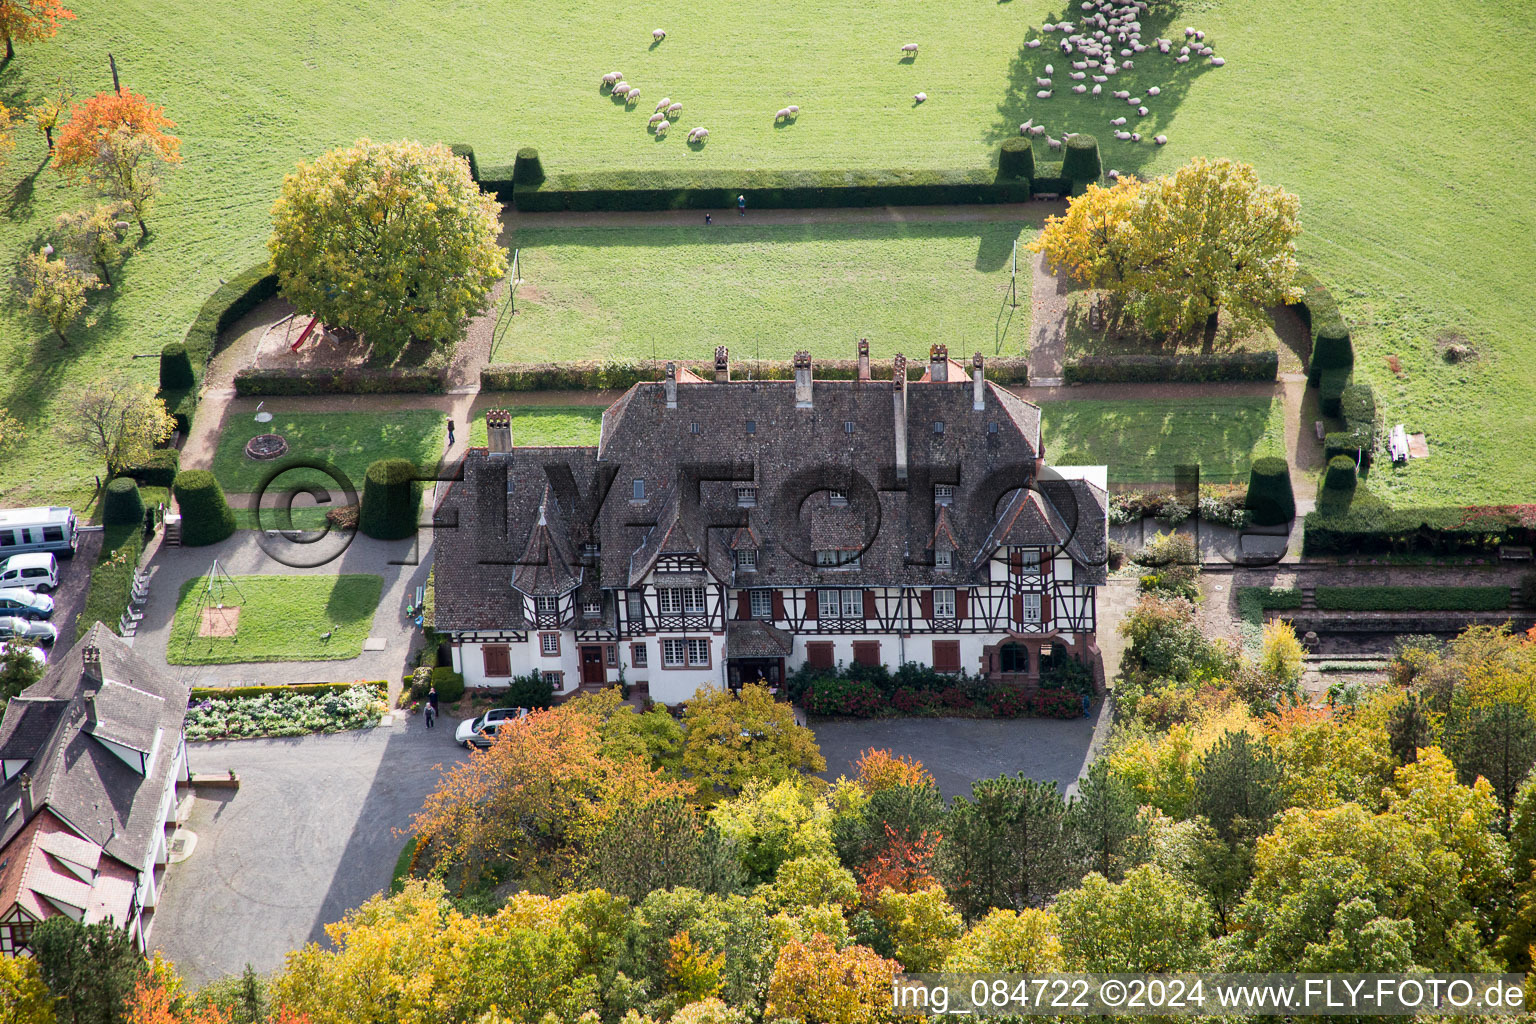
[430,666,465,703]
[449,144,479,181]
[159,341,194,390]
[1308,323,1354,385]
[998,138,1035,180]
[359,458,422,540]
[173,470,237,546]
[513,147,545,187]
[1324,454,1358,492]
[1061,133,1102,182]
[120,449,180,489]
[1319,366,1350,417]
[102,477,144,527]
[1246,457,1295,526]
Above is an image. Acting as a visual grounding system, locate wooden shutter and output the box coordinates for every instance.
[863,590,878,621]
[807,642,834,669]
[772,591,787,621]
[736,591,750,620]
[955,588,969,621]
[1041,585,1053,630]
[1010,549,1022,575]
[804,590,817,620]
[933,640,960,673]
[920,589,934,620]
[853,641,880,667]
[1012,593,1023,625]
[482,645,511,677]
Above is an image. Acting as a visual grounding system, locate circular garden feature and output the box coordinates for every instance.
[245,434,289,461]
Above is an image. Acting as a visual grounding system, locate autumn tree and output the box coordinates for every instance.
[1056,865,1213,972]
[856,825,941,902]
[763,854,860,913]
[29,78,70,150]
[943,907,1063,972]
[15,249,98,344]
[833,783,947,871]
[0,953,55,1024]
[682,684,825,797]
[124,974,231,1024]
[852,748,934,794]
[1030,174,1145,289]
[621,888,777,1018]
[54,204,131,286]
[53,90,181,238]
[61,376,174,479]
[1258,619,1304,703]
[581,795,744,901]
[0,0,74,62]
[710,777,837,882]
[765,934,899,1024]
[267,138,506,360]
[871,886,963,971]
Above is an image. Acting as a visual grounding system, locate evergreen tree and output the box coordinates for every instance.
[583,796,744,901]
[31,916,144,1024]
[1387,692,1432,765]
[1192,730,1281,842]
[940,775,1070,921]
[1443,700,1536,829]
[1064,759,1147,883]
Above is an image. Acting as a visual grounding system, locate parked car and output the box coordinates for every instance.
[0,640,44,668]
[454,707,529,749]
[0,617,57,646]
[0,554,58,594]
[0,590,53,620]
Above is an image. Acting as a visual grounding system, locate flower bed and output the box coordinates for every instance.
[186,684,387,741]
[800,662,1091,720]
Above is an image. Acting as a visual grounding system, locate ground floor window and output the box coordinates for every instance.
[663,639,686,667]
[999,642,1029,674]
[687,638,711,667]
[542,670,563,688]
[852,641,880,667]
[631,643,648,667]
[805,641,835,670]
[482,644,511,677]
[933,640,961,674]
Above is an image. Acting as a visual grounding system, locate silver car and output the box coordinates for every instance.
[0,617,57,646]
[0,590,53,620]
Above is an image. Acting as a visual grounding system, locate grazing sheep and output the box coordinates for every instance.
[1128,96,1141,104]
[1158,40,1171,53]
[1180,45,1190,54]
[1073,60,1088,69]
[1195,30,1205,41]
[1046,134,1062,149]
[1092,84,1102,95]
[914,92,927,103]
[1176,53,1190,63]
[656,97,672,112]
[668,102,683,116]
[776,107,792,120]
[1026,38,1042,48]
[1185,26,1194,36]
[1209,56,1225,66]
[1041,22,1055,31]
[1113,90,1129,98]
[612,82,631,97]
[901,42,919,55]
[656,119,670,136]
[1070,71,1086,80]
[653,28,666,41]
[609,70,624,81]
[1110,115,1127,125]
[1037,89,1053,98]
[1092,74,1107,82]
[649,111,666,126]
[1146,85,1160,96]
[1154,134,1167,145]
[1108,169,1120,179]
[1029,124,1046,135]
[625,87,640,103]
[787,105,798,115]
[1036,76,1053,87]
[1137,106,1148,115]
[1122,59,1134,68]
[1073,84,1087,93]
[1114,129,1131,140]
[1019,119,1034,134]
[1130,132,1141,141]
[1104,64,1119,74]
[1045,63,1054,73]
[602,72,620,87]
[688,127,709,142]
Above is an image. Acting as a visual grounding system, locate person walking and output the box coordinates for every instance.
[424,702,436,728]
[426,685,440,728]
[705,212,712,225]
[447,419,456,446]
[737,194,746,217]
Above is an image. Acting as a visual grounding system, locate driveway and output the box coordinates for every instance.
[812,709,1103,801]
[53,526,103,647]
[150,719,469,986]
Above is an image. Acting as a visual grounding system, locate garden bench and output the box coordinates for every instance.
[1498,546,1533,562]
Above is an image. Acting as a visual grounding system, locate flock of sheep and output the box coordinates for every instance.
[598,32,712,143]
[1018,0,1225,161]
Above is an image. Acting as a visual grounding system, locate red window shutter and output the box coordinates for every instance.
[1012,593,1023,624]
[853,641,880,667]
[807,642,834,669]
[804,590,817,620]
[483,645,511,677]
[1041,586,1052,629]
[956,588,969,621]
[772,591,786,621]
[920,590,934,620]
[736,591,750,620]
[863,590,877,620]
[1010,549,1022,575]
[934,640,960,673]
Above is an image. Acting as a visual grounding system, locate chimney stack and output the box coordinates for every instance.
[714,346,730,384]
[857,339,871,381]
[892,354,908,482]
[793,351,813,409]
[929,344,949,383]
[485,409,513,455]
[82,643,101,680]
[973,352,986,410]
[665,362,678,409]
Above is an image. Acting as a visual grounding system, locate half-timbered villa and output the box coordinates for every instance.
[432,344,1109,705]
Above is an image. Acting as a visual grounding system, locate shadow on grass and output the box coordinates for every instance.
[985,1,1212,177]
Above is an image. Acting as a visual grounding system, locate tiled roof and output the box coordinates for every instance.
[726,620,795,659]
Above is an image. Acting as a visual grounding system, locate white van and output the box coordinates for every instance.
[0,554,58,593]
[0,507,78,558]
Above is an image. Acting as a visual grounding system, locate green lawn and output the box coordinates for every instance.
[166,574,383,665]
[210,410,445,493]
[0,0,1532,507]
[467,406,605,448]
[1040,396,1287,486]
[1060,292,1298,371]
[497,222,1032,363]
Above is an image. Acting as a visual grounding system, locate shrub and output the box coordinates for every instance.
[1318,366,1350,417]
[890,686,938,715]
[159,341,194,390]
[985,687,1031,718]
[1324,454,1357,492]
[102,477,144,526]
[998,138,1035,180]
[1040,654,1094,696]
[1327,382,1378,461]
[186,684,387,740]
[481,356,1029,391]
[172,470,236,547]
[159,388,194,434]
[1063,352,1277,384]
[1061,133,1102,182]
[430,667,466,703]
[513,147,545,187]
[120,448,180,488]
[359,458,421,541]
[1522,571,1536,608]
[1245,457,1295,526]
[513,166,1033,212]
[232,364,447,396]
[503,670,554,709]
[1314,586,1510,612]
[804,676,884,717]
[183,265,278,380]
[449,144,479,181]
[191,681,387,700]
[1236,587,1304,657]
[1309,323,1354,386]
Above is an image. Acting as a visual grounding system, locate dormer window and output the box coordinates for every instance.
[816,549,860,570]
[581,542,599,560]
[843,421,855,434]
[933,421,945,435]
[737,486,757,507]
[736,548,758,572]
[689,422,701,434]
[828,489,848,507]
[745,420,757,434]
[935,547,952,570]
[632,479,647,502]
[935,484,954,506]
[583,601,601,618]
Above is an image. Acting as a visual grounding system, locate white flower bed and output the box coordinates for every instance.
[186,685,387,741]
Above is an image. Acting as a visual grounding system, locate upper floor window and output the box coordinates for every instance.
[627,592,644,619]
[935,484,954,506]
[1020,592,1042,623]
[935,547,952,571]
[818,589,864,619]
[815,549,860,570]
[737,486,757,507]
[582,601,601,618]
[750,590,774,619]
[736,548,758,572]
[632,478,646,502]
[535,595,559,616]
[659,587,707,614]
[933,588,956,619]
[1016,549,1042,576]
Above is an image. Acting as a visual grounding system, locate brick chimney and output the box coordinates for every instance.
[81,643,101,679]
[793,351,813,409]
[485,409,512,455]
[892,354,908,482]
[973,352,986,410]
[857,339,871,381]
[665,362,678,409]
[929,344,949,383]
[714,346,730,383]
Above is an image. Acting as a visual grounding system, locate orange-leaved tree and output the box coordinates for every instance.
[410,703,689,890]
[0,0,75,62]
[856,824,941,902]
[853,748,934,794]
[766,933,899,1024]
[125,975,232,1024]
[54,89,181,237]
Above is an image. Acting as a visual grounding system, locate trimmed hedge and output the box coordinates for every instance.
[1324,454,1358,492]
[998,138,1035,180]
[513,147,545,187]
[159,388,194,434]
[103,478,145,527]
[184,264,279,375]
[191,681,387,701]
[1303,489,1536,555]
[1319,366,1350,417]
[359,459,421,540]
[159,342,194,390]
[173,470,237,547]
[1326,381,1378,460]
[1314,586,1511,612]
[1031,160,1069,196]
[430,667,465,703]
[1246,456,1295,526]
[514,166,1034,211]
[120,449,180,489]
[481,355,1029,391]
[232,364,447,395]
[1061,133,1102,182]
[1291,269,1351,385]
[448,144,479,181]
[1063,351,1277,384]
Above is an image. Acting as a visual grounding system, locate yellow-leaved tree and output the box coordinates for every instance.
[61,376,174,478]
[765,933,899,1024]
